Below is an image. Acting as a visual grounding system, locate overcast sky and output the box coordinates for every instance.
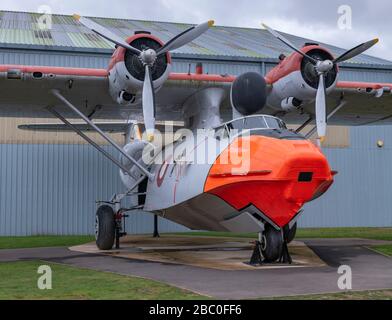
[1,0,391,60]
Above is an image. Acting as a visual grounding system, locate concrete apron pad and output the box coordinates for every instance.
[70,235,326,271]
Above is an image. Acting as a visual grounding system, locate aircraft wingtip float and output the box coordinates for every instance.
[0,14,390,264]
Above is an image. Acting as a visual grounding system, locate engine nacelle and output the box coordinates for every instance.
[108,33,172,106]
[266,45,338,111]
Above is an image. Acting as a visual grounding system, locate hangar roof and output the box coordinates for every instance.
[0,10,391,67]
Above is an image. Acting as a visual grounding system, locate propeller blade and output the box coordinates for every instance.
[333,38,379,64]
[157,20,214,56]
[142,65,156,142]
[315,74,327,141]
[74,14,141,55]
[262,23,318,64]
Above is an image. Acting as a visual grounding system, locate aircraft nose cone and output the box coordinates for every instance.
[141,49,157,65]
[317,60,334,73]
[205,135,334,227]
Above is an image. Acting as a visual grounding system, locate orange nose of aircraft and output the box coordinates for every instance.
[204,134,335,228]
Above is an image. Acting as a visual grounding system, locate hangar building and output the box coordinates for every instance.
[0,10,392,235]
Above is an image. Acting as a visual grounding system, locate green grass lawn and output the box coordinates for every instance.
[1,229,392,301]
[2,260,392,300]
[0,260,207,300]
[173,227,392,241]
[372,245,392,256]
[275,290,392,300]
[296,227,392,241]
[0,235,94,250]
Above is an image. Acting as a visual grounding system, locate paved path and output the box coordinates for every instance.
[1,239,391,299]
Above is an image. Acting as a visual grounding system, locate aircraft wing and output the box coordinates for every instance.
[0,64,234,121]
[0,65,113,118]
[18,121,184,133]
[281,81,392,126]
[326,81,392,126]
[2,64,392,127]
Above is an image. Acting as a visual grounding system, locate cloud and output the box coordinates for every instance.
[0,0,390,60]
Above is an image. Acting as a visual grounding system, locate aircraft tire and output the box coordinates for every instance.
[262,225,283,262]
[95,205,115,250]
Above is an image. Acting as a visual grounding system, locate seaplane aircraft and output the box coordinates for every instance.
[0,14,391,263]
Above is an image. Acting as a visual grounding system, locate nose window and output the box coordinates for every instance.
[298,172,313,182]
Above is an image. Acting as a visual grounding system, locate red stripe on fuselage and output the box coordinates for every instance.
[337,81,392,90]
[0,64,236,83]
[0,65,108,77]
[168,73,236,82]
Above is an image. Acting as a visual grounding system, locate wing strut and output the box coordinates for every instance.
[295,115,314,134]
[50,89,154,181]
[305,98,347,140]
[46,107,136,177]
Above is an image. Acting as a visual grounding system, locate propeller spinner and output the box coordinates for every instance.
[74,14,214,141]
[262,23,379,142]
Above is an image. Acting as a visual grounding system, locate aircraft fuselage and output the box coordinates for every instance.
[142,115,334,232]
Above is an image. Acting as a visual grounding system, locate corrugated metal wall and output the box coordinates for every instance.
[0,49,109,68]
[0,144,188,236]
[1,127,391,236]
[302,126,392,228]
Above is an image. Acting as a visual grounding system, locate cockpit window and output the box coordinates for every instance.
[227,117,268,131]
[213,115,289,140]
[244,117,268,129]
[217,115,287,132]
[213,115,300,141]
[264,116,287,130]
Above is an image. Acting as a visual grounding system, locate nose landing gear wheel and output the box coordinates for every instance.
[249,224,294,265]
[95,205,115,250]
[250,225,284,265]
[262,225,283,263]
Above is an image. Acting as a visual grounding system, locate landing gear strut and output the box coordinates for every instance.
[153,215,160,238]
[279,232,292,264]
[279,223,297,264]
[250,232,266,265]
[115,210,129,249]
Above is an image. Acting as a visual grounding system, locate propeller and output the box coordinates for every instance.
[142,65,155,141]
[74,15,141,55]
[262,23,379,142]
[74,14,214,141]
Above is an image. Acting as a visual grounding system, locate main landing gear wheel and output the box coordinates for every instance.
[262,225,284,262]
[95,205,115,250]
